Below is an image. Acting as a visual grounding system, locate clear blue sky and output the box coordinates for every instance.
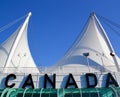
[0,0,120,66]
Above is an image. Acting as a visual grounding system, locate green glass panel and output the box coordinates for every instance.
[0,87,119,97]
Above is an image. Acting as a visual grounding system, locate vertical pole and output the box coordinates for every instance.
[39,88,43,97]
[4,12,32,72]
[92,13,120,72]
[86,57,90,72]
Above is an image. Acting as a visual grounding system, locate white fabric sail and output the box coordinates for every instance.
[48,13,120,73]
[0,12,39,73]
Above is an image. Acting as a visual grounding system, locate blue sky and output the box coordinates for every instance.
[0,0,120,66]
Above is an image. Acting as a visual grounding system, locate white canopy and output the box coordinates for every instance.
[48,13,120,73]
[0,12,39,73]
[0,12,119,74]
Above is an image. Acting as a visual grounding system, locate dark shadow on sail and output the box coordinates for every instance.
[0,46,9,55]
[61,55,107,72]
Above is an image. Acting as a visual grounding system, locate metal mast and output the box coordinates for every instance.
[92,12,120,72]
[4,12,32,71]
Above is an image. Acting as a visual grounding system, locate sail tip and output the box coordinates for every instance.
[90,12,96,16]
[28,12,32,17]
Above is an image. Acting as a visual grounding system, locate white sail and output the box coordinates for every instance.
[48,13,120,73]
[0,12,39,73]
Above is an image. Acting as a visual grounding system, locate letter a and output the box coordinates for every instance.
[106,73,119,87]
[22,74,34,88]
[65,73,78,88]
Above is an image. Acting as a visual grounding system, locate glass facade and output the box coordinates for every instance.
[0,87,120,97]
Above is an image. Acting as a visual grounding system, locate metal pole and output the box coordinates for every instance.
[93,13,120,72]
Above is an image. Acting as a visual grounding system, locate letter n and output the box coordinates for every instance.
[44,74,56,88]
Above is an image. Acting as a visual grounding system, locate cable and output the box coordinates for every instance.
[0,14,27,33]
[97,14,120,37]
[97,14,120,29]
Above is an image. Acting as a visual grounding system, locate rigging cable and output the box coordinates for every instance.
[97,14,120,37]
[0,14,27,33]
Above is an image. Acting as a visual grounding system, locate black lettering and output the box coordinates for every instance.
[44,74,56,88]
[5,74,16,88]
[65,73,78,88]
[106,73,119,87]
[22,74,34,88]
[86,73,97,88]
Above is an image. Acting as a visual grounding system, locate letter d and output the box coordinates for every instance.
[85,73,97,88]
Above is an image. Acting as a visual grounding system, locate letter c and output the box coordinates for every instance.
[5,74,16,88]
